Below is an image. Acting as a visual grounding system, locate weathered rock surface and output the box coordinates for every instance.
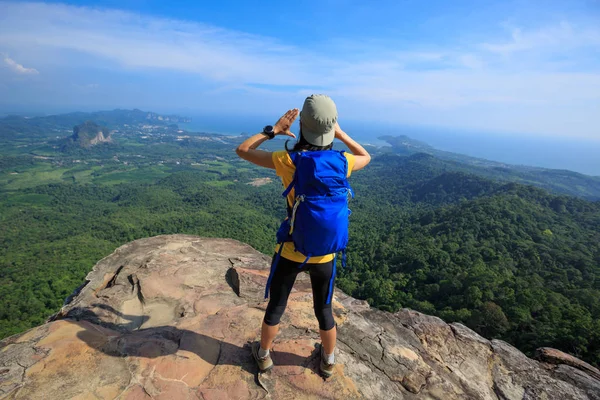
[1,235,599,399]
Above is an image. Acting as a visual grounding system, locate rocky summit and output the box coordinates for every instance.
[1,235,599,400]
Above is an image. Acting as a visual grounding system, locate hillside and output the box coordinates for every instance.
[1,109,600,368]
[1,235,598,399]
[347,155,600,365]
[2,157,600,367]
[381,136,600,200]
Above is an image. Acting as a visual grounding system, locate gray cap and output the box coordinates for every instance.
[300,94,337,147]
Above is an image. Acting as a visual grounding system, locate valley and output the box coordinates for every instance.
[1,109,599,367]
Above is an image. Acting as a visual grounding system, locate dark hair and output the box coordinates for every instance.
[285,127,333,152]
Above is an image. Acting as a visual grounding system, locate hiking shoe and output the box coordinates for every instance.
[252,342,273,372]
[319,345,335,378]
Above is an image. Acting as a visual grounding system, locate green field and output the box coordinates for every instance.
[91,166,172,185]
[1,166,70,190]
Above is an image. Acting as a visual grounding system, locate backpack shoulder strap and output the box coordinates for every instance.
[282,177,295,198]
[281,152,299,198]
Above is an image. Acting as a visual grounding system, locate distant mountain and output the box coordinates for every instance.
[2,109,598,200]
[61,121,112,151]
[379,135,434,155]
[380,135,600,201]
[0,109,191,139]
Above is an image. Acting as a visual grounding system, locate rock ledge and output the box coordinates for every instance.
[1,235,599,399]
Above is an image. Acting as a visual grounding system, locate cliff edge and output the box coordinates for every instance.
[1,235,599,399]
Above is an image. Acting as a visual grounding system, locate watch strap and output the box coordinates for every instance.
[262,125,275,139]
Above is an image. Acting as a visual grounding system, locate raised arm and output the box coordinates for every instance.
[235,109,299,169]
[334,123,371,171]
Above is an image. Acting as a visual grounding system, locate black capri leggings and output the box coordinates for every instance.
[263,255,336,331]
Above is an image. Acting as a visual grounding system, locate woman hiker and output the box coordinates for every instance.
[235,94,371,378]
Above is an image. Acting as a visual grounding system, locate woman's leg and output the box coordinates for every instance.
[319,324,337,355]
[308,260,336,355]
[260,321,280,352]
[261,256,301,351]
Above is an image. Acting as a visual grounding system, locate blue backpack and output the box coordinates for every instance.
[265,150,354,303]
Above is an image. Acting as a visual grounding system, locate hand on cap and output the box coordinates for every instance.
[334,122,347,140]
[273,109,299,138]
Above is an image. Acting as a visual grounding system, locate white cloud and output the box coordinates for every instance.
[0,2,599,138]
[481,22,600,56]
[2,55,39,75]
[0,2,317,85]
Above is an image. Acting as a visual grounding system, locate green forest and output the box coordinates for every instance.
[1,111,599,368]
[340,155,600,365]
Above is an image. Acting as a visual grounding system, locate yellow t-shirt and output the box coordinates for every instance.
[272,150,356,263]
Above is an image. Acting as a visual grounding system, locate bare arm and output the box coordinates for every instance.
[235,109,299,169]
[334,123,371,171]
[235,133,275,169]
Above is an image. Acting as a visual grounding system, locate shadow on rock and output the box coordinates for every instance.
[66,304,318,377]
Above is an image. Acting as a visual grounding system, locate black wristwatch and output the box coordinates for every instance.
[262,125,275,139]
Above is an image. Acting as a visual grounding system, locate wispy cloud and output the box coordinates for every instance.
[0,2,317,85]
[0,1,599,138]
[72,83,99,90]
[481,22,600,56]
[2,55,38,75]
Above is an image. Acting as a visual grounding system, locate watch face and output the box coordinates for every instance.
[264,125,274,133]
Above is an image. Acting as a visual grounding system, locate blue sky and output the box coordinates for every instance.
[0,0,599,139]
